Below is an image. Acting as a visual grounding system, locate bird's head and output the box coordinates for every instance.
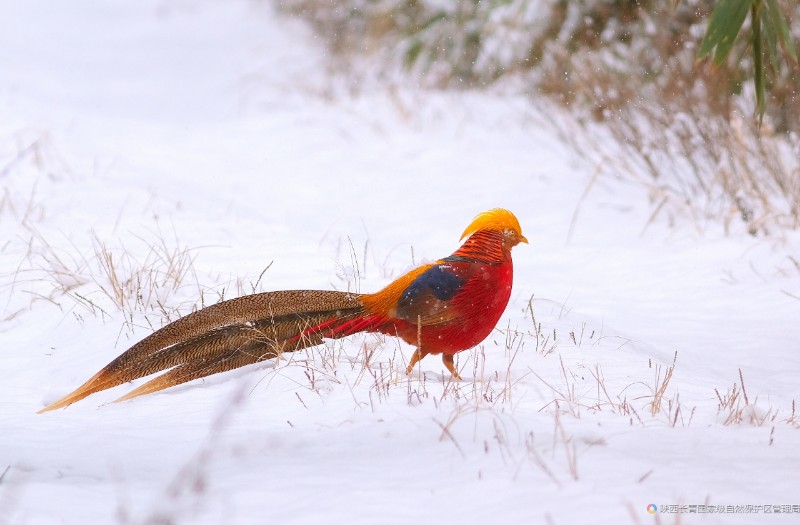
[460,208,528,248]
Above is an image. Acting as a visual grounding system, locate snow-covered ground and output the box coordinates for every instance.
[2,1,799,524]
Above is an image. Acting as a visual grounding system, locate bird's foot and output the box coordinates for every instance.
[406,348,428,375]
[442,354,462,380]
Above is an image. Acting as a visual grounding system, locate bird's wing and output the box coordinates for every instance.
[393,262,467,325]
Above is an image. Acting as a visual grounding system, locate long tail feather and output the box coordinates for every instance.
[113,319,335,403]
[113,339,276,403]
[39,290,365,412]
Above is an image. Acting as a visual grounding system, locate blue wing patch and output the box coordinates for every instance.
[399,265,464,305]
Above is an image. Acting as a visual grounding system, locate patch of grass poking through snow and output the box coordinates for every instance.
[23,228,205,330]
[784,400,799,429]
[91,232,199,322]
[553,103,800,236]
[714,368,784,427]
[649,351,677,417]
[7,220,280,348]
[525,296,559,356]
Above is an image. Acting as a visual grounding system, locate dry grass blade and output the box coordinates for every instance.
[650,352,677,417]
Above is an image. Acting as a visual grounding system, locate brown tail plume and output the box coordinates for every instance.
[39,290,366,412]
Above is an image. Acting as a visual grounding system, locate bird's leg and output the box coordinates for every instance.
[405,348,428,375]
[442,354,461,380]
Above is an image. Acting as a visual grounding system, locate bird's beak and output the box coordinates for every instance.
[519,235,529,244]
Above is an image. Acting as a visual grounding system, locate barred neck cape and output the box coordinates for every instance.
[39,208,527,412]
[446,229,509,264]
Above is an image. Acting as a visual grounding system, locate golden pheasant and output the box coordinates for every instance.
[39,208,527,412]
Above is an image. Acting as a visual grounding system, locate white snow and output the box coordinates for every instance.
[2,1,799,524]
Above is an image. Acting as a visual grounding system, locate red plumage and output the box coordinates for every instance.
[366,230,514,354]
[387,257,514,356]
[304,228,518,375]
